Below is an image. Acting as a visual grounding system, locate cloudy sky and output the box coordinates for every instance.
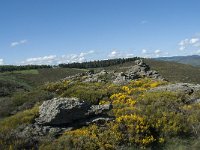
[1,0,200,65]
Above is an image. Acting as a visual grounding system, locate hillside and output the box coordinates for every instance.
[0,68,87,119]
[0,59,200,149]
[156,55,200,67]
[94,58,200,84]
[1,58,200,119]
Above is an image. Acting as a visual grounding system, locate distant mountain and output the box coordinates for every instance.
[156,55,200,67]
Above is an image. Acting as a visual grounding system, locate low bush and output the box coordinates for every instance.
[0,105,39,149]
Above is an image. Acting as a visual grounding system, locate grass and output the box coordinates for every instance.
[144,59,200,84]
[0,105,39,150]
[0,67,87,119]
[12,69,39,74]
[0,105,39,134]
[0,67,87,89]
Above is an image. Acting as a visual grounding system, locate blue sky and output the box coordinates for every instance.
[1,0,200,65]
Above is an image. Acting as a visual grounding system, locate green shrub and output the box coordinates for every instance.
[12,88,55,107]
[46,80,122,104]
[0,105,39,134]
[0,105,39,149]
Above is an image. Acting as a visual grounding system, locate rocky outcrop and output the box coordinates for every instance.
[36,97,112,126]
[113,72,128,85]
[61,59,164,85]
[150,83,200,104]
[14,97,113,138]
[127,59,164,80]
[83,70,109,83]
[150,83,200,94]
[113,59,165,84]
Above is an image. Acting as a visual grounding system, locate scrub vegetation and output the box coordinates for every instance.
[0,58,200,149]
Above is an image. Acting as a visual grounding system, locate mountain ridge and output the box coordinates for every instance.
[156,55,200,67]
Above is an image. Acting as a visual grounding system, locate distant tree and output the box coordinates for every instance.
[59,57,140,69]
[0,65,52,72]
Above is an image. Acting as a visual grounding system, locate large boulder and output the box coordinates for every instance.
[13,97,113,139]
[150,83,200,94]
[36,97,113,126]
[150,83,200,104]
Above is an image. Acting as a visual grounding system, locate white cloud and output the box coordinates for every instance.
[20,50,95,65]
[179,46,186,51]
[154,49,161,54]
[141,49,168,58]
[179,39,189,46]
[178,37,200,51]
[22,55,57,65]
[0,59,4,65]
[108,50,134,59]
[154,49,162,57]
[108,51,118,58]
[142,49,147,54]
[190,38,199,44]
[79,50,94,57]
[10,39,27,47]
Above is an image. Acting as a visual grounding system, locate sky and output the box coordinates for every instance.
[1,0,200,65]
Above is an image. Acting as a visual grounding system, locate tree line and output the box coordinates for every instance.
[59,57,140,69]
[0,65,52,72]
[0,57,140,72]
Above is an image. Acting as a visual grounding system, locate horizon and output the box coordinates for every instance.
[0,54,200,66]
[1,0,200,65]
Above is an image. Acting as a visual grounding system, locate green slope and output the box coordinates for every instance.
[156,55,200,67]
[0,68,87,118]
[94,58,200,84]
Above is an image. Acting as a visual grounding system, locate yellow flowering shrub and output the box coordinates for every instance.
[115,114,155,146]
[40,78,200,150]
[45,80,71,93]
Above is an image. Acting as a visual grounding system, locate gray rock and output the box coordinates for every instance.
[13,123,69,140]
[98,70,108,76]
[84,77,99,82]
[113,59,165,84]
[150,83,200,104]
[36,97,112,126]
[186,98,200,104]
[14,98,113,139]
[113,72,128,85]
[126,60,163,80]
[36,97,89,126]
[87,103,112,115]
[86,117,114,125]
[83,70,108,83]
[150,83,200,95]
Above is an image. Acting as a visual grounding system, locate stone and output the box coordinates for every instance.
[150,83,200,95]
[150,83,200,104]
[98,70,108,76]
[36,97,89,126]
[83,70,108,83]
[36,97,113,126]
[113,72,128,85]
[13,97,113,139]
[113,59,165,84]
